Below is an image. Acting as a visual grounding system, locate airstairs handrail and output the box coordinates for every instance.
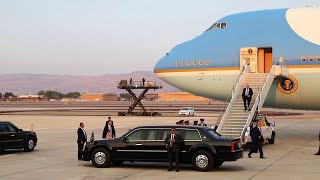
[216,64,250,132]
[239,65,282,143]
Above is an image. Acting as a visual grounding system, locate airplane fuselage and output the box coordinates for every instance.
[154,8,320,110]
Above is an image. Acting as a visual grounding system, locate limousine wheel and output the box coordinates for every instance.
[91,148,111,168]
[192,150,213,171]
[24,137,35,152]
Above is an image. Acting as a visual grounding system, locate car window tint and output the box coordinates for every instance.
[146,129,157,140]
[0,124,8,133]
[126,129,143,140]
[162,129,170,140]
[6,124,17,133]
[207,129,221,139]
[184,130,201,140]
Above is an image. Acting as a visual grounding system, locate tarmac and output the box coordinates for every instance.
[0,112,319,180]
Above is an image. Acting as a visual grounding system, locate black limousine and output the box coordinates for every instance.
[83,125,243,171]
[0,121,37,152]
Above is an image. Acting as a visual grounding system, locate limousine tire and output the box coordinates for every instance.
[24,137,35,152]
[268,132,275,144]
[91,148,111,168]
[192,150,214,171]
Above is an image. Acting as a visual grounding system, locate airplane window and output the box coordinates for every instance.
[193,60,197,66]
[317,56,320,61]
[301,56,306,62]
[205,60,209,65]
[187,61,191,66]
[309,56,314,62]
[206,23,217,31]
[181,61,185,66]
[221,23,227,29]
[206,22,227,31]
[199,60,204,65]
[176,62,179,67]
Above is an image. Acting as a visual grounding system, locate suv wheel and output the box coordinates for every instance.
[268,132,275,144]
[192,150,214,171]
[91,148,111,168]
[24,137,35,152]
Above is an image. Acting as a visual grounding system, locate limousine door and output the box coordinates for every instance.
[113,129,155,161]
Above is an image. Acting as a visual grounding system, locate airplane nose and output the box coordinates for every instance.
[154,53,172,73]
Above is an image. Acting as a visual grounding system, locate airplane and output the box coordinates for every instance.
[154,7,320,110]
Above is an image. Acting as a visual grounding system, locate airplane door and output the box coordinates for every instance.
[240,47,258,73]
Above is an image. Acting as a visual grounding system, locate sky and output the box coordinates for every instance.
[0,0,318,76]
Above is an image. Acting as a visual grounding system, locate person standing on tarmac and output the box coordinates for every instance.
[198,118,207,126]
[165,127,182,172]
[102,118,116,139]
[248,120,265,159]
[77,122,87,160]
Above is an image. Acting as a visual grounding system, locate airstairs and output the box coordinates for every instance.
[216,64,288,142]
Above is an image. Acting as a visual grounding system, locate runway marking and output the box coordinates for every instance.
[0,154,18,159]
[248,121,317,180]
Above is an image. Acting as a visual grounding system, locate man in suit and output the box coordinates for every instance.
[165,127,182,172]
[248,120,265,158]
[77,122,87,160]
[198,118,207,126]
[242,84,253,111]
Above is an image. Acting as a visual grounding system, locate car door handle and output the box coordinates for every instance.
[135,143,142,146]
[11,134,16,137]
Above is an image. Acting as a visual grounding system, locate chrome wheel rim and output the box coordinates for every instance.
[196,155,208,168]
[28,140,34,149]
[95,152,106,165]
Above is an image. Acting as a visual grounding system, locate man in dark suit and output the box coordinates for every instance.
[198,118,207,126]
[165,127,182,172]
[242,84,253,111]
[248,120,265,158]
[77,122,87,160]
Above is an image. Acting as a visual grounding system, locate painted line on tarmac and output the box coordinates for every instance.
[0,154,18,159]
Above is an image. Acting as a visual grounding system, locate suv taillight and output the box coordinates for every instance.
[231,142,235,151]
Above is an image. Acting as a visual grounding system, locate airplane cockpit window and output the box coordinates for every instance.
[206,22,227,31]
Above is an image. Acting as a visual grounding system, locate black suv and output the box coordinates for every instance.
[0,121,37,152]
[83,126,242,171]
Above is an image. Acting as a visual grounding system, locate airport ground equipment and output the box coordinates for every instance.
[117,80,162,116]
[216,63,288,143]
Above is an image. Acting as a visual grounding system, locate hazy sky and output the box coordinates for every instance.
[0,0,317,76]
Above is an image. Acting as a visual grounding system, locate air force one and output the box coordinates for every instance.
[154,7,320,110]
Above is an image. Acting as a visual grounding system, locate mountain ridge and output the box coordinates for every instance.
[0,71,178,95]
